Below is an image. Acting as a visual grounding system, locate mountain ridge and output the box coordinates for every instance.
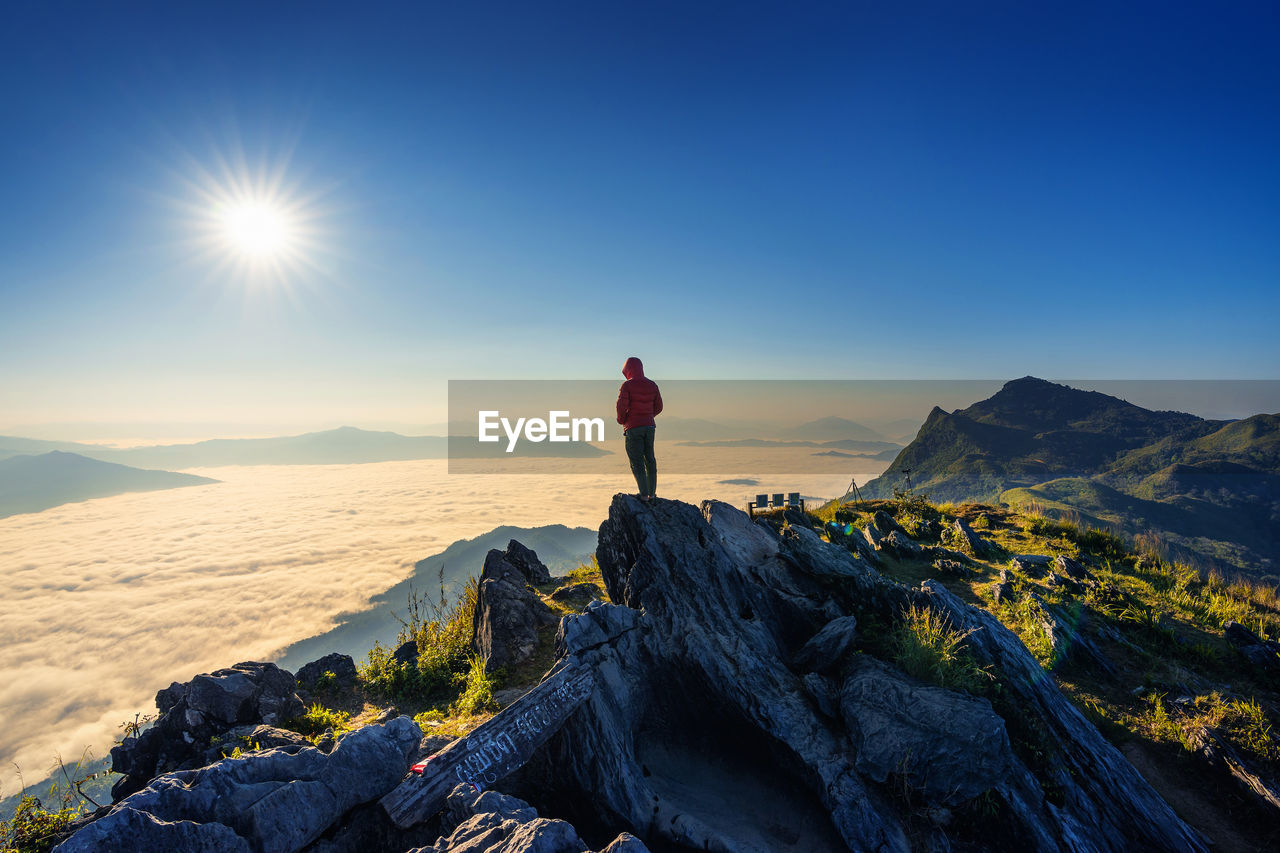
[862,378,1278,577]
[0,451,219,518]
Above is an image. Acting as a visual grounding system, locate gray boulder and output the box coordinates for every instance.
[110,661,306,801]
[58,717,421,853]
[393,640,419,667]
[1010,554,1052,575]
[473,544,558,672]
[550,581,600,603]
[296,653,358,691]
[1223,620,1280,674]
[408,784,649,853]
[208,725,312,762]
[1053,554,1092,582]
[933,558,974,577]
[486,540,552,586]
[793,614,858,672]
[839,656,1022,806]
[951,517,995,555]
[882,529,923,558]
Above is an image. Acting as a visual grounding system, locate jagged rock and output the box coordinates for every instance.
[1224,620,1265,648]
[110,661,306,801]
[862,522,885,552]
[512,496,910,852]
[296,653,358,691]
[951,517,995,555]
[1046,571,1084,595]
[881,529,923,558]
[1221,621,1280,674]
[801,672,840,718]
[58,718,421,853]
[920,582,1204,851]
[473,543,558,672]
[839,656,1024,807]
[927,545,972,564]
[393,640,419,666]
[1189,726,1280,818]
[933,558,974,578]
[1026,593,1116,675]
[554,599,642,658]
[1010,554,1052,576]
[991,580,1015,604]
[793,614,858,672]
[1239,644,1280,673]
[1053,554,1092,582]
[207,725,312,762]
[489,539,553,586]
[506,496,1204,852]
[780,523,880,593]
[550,581,600,602]
[414,734,456,760]
[860,511,913,557]
[873,509,903,534]
[408,784,649,853]
[841,523,883,567]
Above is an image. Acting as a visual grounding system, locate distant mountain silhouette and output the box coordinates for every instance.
[0,427,614,468]
[779,416,887,442]
[676,437,901,454]
[0,451,219,518]
[861,378,1279,577]
[0,436,107,460]
[103,427,450,468]
[275,524,598,670]
[656,417,761,440]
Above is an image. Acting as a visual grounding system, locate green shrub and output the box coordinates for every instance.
[891,604,991,693]
[359,574,479,702]
[565,557,604,587]
[285,703,352,739]
[450,655,499,717]
[0,795,83,853]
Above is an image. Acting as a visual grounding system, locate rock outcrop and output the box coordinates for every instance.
[496,539,553,586]
[407,785,649,853]
[110,661,306,801]
[496,496,1206,852]
[951,516,996,556]
[1224,620,1280,675]
[297,653,359,692]
[472,542,558,672]
[57,718,422,853]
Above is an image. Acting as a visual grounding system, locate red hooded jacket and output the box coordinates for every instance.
[616,357,663,431]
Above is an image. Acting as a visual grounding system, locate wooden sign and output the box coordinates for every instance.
[381,659,595,828]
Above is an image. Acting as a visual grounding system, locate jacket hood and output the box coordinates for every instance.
[622,357,644,380]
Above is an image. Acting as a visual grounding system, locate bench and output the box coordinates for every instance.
[747,492,805,518]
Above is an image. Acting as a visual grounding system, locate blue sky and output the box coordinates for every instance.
[1,1,1277,436]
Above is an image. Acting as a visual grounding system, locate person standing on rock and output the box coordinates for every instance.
[617,356,662,502]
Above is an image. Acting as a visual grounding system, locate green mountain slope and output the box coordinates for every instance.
[862,379,1278,578]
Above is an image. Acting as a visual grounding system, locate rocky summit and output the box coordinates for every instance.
[54,494,1217,852]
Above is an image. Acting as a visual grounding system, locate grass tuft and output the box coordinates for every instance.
[891,604,992,693]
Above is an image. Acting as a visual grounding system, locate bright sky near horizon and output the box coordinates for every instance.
[2,1,1277,438]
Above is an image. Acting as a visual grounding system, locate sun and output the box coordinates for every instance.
[219,200,294,258]
[168,142,332,288]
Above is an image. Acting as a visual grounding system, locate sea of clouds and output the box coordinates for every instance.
[0,457,879,793]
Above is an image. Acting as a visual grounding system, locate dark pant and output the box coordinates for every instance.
[624,426,657,496]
